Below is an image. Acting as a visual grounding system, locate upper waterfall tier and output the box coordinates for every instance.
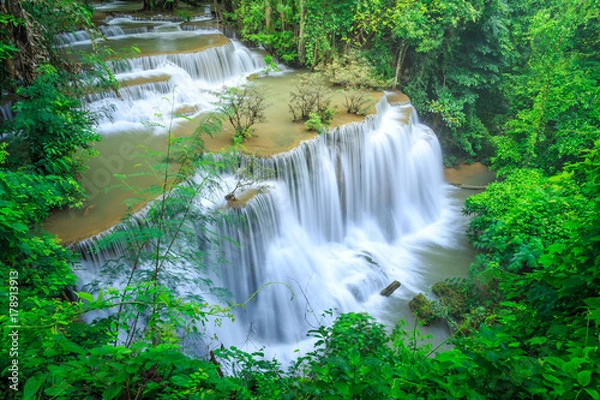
[109,41,264,83]
[56,26,149,45]
[88,40,265,133]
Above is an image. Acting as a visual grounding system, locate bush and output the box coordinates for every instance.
[288,73,335,122]
[216,86,267,142]
[343,87,371,115]
[304,112,324,133]
[320,49,389,90]
[8,65,100,178]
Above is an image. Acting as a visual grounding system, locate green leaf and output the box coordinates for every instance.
[528,337,547,346]
[585,388,600,400]
[171,374,192,387]
[543,373,563,385]
[103,384,123,400]
[59,339,85,355]
[23,376,44,398]
[577,370,592,387]
[77,292,94,302]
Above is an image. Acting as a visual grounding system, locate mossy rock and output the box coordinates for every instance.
[431,278,480,318]
[430,278,491,335]
[409,293,440,326]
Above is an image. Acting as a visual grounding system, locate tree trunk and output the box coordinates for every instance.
[298,0,306,63]
[1,0,48,90]
[265,0,271,30]
[279,0,285,29]
[393,43,408,90]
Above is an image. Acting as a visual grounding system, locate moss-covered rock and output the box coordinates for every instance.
[409,293,440,325]
[431,278,490,335]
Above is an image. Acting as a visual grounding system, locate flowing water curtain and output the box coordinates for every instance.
[211,98,446,346]
[92,41,266,131]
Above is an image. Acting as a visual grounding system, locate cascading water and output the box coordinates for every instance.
[75,96,458,360]
[109,42,263,83]
[56,26,152,46]
[87,37,265,132]
[68,19,469,363]
[210,97,453,355]
[1,102,13,121]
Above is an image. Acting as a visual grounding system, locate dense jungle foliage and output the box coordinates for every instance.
[1,0,599,398]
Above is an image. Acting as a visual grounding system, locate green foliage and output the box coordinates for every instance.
[215,86,268,142]
[0,145,79,299]
[457,141,600,399]
[408,293,440,325]
[1,0,113,89]
[236,0,299,64]
[262,55,279,75]
[0,288,238,398]
[342,88,372,115]
[0,114,239,398]
[0,13,19,90]
[320,49,389,90]
[410,278,488,334]
[7,65,101,177]
[291,313,394,399]
[175,8,193,21]
[492,0,600,175]
[304,112,325,133]
[465,168,591,276]
[288,73,335,123]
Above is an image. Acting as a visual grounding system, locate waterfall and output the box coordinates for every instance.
[1,102,13,121]
[55,26,149,45]
[74,95,453,358]
[181,24,234,38]
[212,97,445,346]
[64,19,457,361]
[109,42,264,83]
[56,30,93,45]
[89,41,265,133]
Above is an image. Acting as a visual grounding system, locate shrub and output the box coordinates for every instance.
[216,86,267,142]
[288,73,335,122]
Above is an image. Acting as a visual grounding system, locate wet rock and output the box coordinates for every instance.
[380,280,401,296]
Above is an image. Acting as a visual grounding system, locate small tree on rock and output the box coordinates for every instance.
[217,86,267,143]
[288,73,336,129]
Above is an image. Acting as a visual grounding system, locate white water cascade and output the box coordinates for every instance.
[69,21,468,362]
[1,102,13,121]
[56,26,150,45]
[75,95,464,362]
[88,39,265,133]
[209,98,454,352]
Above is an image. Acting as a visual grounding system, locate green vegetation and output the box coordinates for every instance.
[2,0,600,398]
[229,0,515,164]
[215,86,268,143]
[319,50,384,115]
[287,73,336,133]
